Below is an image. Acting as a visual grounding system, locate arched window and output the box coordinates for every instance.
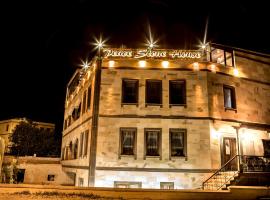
[74,139,78,159]
[69,141,73,160]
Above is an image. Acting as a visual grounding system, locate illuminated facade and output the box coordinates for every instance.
[61,44,270,189]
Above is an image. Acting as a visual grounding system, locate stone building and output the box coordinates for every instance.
[0,118,55,153]
[1,156,74,185]
[61,43,270,189]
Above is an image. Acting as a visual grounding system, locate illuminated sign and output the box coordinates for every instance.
[103,48,202,59]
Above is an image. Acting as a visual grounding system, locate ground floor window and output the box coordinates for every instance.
[78,178,84,187]
[114,181,142,188]
[160,182,174,189]
[47,174,55,181]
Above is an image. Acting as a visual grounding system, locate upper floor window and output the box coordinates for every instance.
[82,90,87,114]
[146,80,162,105]
[87,86,92,110]
[79,132,84,157]
[120,128,136,156]
[145,128,161,157]
[223,85,236,109]
[6,125,9,132]
[83,130,89,156]
[47,175,55,181]
[169,80,186,106]
[114,181,142,188]
[170,129,187,158]
[122,79,138,104]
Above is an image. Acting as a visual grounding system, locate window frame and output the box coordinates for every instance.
[169,128,187,160]
[144,128,162,159]
[119,127,137,159]
[121,78,139,106]
[145,79,162,107]
[114,181,142,188]
[223,85,237,111]
[169,79,187,107]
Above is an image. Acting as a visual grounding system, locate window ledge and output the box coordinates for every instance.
[144,156,162,160]
[145,104,163,108]
[119,154,137,160]
[224,107,237,113]
[121,103,139,107]
[170,156,188,161]
[169,104,187,108]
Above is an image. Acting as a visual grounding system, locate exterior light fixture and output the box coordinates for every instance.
[162,61,169,68]
[210,64,216,73]
[201,44,206,49]
[233,68,239,76]
[108,60,115,68]
[139,60,146,68]
[81,60,90,69]
[193,62,199,71]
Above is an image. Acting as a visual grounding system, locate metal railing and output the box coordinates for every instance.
[202,155,239,190]
[241,155,270,172]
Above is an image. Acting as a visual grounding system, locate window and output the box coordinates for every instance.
[69,141,73,160]
[170,129,187,158]
[74,139,78,159]
[83,130,89,156]
[160,182,174,189]
[82,90,87,114]
[120,128,136,156]
[145,129,161,157]
[87,86,92,110]
[146,80,162,105]
[122,79,139,104]
[6,125,9,132]
[78,178,84,187]
[47,175,55,181]
[223,85,236,109]
[79,132,84,157]
[114,181,142,188]
[169,80,186,106]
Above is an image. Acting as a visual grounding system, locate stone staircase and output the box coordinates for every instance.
[203,171,239,190]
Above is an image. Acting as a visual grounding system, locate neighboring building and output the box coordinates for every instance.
[61,43,270,189]
[1,156,74,185]
[0,118,55,153]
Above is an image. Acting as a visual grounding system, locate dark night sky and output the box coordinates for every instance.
[1,0,269,136]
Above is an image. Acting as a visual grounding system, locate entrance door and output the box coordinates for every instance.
[222,137,237,171]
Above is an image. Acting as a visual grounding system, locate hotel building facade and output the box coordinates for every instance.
[61,43,270,189]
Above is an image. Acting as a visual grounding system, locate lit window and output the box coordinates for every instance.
[160,182,174,189]
[223,85,236,109]
[145,129,161,157]
[120,128,136,156]
[169,80,186,106]
[146,80,162,105]
[122,79,139,104]
[170,129,187,157]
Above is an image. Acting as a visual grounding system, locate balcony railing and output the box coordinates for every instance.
[241,155,270,172]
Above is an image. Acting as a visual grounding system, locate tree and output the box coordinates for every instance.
[9,121,61,157]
